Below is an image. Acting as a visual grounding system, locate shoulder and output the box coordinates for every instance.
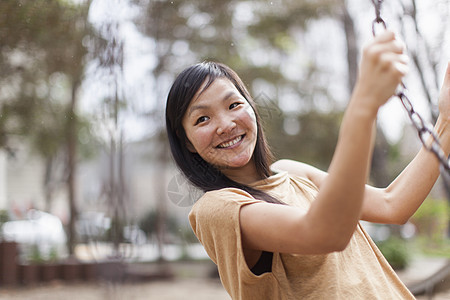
[192,188,259,210]
[189,188,263,229]
[188,188,264,255]
[271,159,312,178]
[271,159,326,189]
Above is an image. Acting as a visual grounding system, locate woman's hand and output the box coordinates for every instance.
[354,30,409,113]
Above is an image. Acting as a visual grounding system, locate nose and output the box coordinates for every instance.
[216,116,236,135]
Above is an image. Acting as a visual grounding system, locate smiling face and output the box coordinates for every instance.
[182,77,259,180]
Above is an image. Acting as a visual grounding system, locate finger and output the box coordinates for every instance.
[379,52,409,76]
[375,39,405,54]
[395,39,406,53]
[398,54,410,65]
[373,30,396,43]
[364,42,406,66]
[393,61,409,76]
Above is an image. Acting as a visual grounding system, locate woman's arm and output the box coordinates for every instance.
[240,31,407,255]
[362,62,450,224]
[272,62,450,226]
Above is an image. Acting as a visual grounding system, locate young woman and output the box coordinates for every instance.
[165,30,450,299]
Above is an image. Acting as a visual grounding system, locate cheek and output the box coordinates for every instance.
[187,127,213,152]
[242,106,258,132]
[245,105,256,120]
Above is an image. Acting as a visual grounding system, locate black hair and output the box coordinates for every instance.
[165,61,283,204]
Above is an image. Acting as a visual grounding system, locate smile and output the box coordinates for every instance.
[217,135,244,148]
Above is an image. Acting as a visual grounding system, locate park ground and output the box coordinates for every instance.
[1,277,450,300]
[1,258,450,300]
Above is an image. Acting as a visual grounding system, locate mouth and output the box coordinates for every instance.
[216,135,245,149]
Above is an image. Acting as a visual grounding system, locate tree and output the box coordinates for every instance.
[93,20,129,258]
[396,0,448,122]
[0,0,94,256]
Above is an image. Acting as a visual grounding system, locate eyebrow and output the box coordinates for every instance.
[187,91,237,117]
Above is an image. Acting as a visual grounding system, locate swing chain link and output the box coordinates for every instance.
[370,0,450,171]
[371,0,386,35]
[398,90,450,170]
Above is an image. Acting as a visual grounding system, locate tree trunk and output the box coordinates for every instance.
[44,156,54,212]
[0,149,7,209]
[341,1,358,92]
[66,81,79,257]
[155,131,168,261]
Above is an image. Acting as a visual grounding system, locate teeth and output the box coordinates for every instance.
[218,135,242,148]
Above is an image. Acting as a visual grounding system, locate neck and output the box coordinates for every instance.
[221,159,264,185]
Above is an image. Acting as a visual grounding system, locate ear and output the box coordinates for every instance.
[185,139,197,153]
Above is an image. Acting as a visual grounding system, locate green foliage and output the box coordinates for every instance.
[415,238,450,258]
[135,0,338,96]
[47,246,59,263]
[26,244,59,264]
[370,129,407,187]
[105,217,125,243]
[247,0,336,48]
[0,0,95,156]
[0,0,91,74]
[411,198,449,245]
[139,210,179,238]
[376,237,410,270]
[265,110,342,169]
[0,210,9,225]
[0,0,97,257]
[0,210,9,239]
[410,198,449,257]
[178,227,199,244]
[28,244,44,264]
[134,0,344,170]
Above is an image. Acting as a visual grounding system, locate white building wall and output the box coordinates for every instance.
[7,147,46,213]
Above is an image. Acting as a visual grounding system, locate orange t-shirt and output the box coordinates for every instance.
[189,171,415,299]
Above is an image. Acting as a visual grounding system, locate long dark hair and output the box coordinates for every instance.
[165,61,283,204]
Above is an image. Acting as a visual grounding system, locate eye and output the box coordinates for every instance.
[229,102,241,109]
[195,116,209,125]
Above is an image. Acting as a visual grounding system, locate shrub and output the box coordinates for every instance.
[411,198,449,244]
[376,237,410,270]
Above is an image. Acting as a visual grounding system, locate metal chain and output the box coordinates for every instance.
[370,0,450,171]
[371,0,386,35]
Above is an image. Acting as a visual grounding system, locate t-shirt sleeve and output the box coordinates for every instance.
[188,188,263,292]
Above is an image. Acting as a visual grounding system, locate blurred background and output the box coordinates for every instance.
[0,0,449,299]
